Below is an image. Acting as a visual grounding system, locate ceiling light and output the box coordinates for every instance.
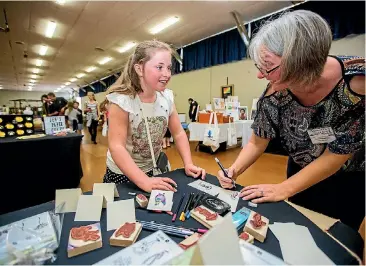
[86,66,96,72]
[28,87,32,91]
[118,42,136,53]
[76,73,85,78]
[150,16,179,34]
[55,0,65,4]
[36,59,43,66]
[61,85,65,88]
[32,68,40,74]
[45,21,56,38]
[70,78,77,82]
[65,82,71,85]
[30,74,37,79]
[98,57,112,65]
[39,45,48,56]
[29,79,36,83]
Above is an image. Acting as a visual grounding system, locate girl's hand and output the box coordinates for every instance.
[185,164,206,180]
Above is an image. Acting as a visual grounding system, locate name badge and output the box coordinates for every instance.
[307,127,336,144]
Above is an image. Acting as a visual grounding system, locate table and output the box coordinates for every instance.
[0,133,83,215]
[188,120,253,144]
[0,169,363,265]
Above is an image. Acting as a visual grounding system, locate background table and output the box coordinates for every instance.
[0,169,363,265]
[0,133,83,215]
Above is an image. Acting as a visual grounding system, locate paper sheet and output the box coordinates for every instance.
[217,190,239,212]
[188,180,224,196]
[94,231,183,265]
[74,195,103,221]
[107,199,136,231]
[269,222,334,265]
[55,188,82,213]
[93,183,119,208]
[147,190,174,212]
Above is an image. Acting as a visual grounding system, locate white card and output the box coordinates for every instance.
[217,190,240,212]
[93,183,119,208]
[147,190,174,212]
[188,180,224,196]
[197,213,244,265]
[74,195,103,221]
[94,231,183,265]
[107,199,136,231]
[55,188,82,213]
[307,127,336,144]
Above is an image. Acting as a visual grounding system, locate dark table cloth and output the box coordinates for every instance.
[0,133,83,215]
[0,169,363,265]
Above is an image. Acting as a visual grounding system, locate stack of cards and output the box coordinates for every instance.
[269,222,334,265]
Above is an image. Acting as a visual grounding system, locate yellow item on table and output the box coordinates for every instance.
[0,118,2,123]
[5,124,14,129]
[25,122,33,128]
[16,129,24,135]
[0,131,5,137]
[15,116,23,122]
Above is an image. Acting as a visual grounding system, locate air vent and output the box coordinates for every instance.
[94,47,105,52]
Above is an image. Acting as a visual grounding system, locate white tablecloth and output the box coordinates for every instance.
[188,120,253,144]
[242,120,254,147]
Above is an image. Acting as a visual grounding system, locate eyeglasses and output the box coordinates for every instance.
[255,63,280,76]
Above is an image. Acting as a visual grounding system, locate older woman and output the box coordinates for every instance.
[217,10,365,230]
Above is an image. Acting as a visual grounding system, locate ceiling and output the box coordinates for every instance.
[0,1,294,92]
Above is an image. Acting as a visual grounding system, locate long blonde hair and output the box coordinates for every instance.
[105,40,172,98]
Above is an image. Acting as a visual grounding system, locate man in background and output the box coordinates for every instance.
[41,94,50,116]
[47,92,68,116]
[188,98,198,122]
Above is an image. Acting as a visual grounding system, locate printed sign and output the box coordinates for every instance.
[44,116,66,134]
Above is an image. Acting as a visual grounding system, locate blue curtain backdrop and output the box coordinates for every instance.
[79,1,364,96]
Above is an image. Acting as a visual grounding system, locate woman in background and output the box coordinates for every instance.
[84,91,100,144]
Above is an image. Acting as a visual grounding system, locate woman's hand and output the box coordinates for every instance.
[185,164,206,180]
[142,177,177,192]
[217,167,236,189]
[239,183,291,204]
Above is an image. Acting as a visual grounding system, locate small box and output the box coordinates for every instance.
[67,223,102,258]
[244,212,269,243]
[198,113,224,124]
[223,116,234,123]
[136,194,148,208]
[110,222,142,247]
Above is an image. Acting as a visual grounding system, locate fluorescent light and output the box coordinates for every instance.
[150,16,179,34]
[45,21,56,38]
[65,82,71,85]
[28,87,32,91]
[29,79,36,83]
[39,45,48,56]
[118,42,136,53]
[30,74,37,79]
[32,68,40,74]
[86,66,96,72]
[76,73,85,78]
[36,59,43,66]
[98,57,112,65]
[60,85,65,88]
[55,0,65,4]
[70,78,77,82]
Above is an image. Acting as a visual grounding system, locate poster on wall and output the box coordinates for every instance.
[44,116,66,135]
[221,85,234,99]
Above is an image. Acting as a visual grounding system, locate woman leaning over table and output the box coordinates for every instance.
[217,10,365,230]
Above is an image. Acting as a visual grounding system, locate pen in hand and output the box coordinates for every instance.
[215,157,236,188]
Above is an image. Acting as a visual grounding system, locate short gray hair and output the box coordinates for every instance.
[248,10,332,86]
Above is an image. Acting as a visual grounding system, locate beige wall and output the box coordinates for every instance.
[83,34,365,113]
[0,90,69,107]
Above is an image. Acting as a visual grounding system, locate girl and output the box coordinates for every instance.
[84,91,100,144]
[103,40,206,192]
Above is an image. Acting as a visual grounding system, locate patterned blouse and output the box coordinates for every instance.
[252,55,365,172]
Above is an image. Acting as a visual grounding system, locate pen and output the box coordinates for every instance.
[172,193,185,222]
[214,157,236,188]
[180,193,193,221]
[185,194,199,219]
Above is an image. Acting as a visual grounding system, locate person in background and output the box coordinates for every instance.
[84,91,100,144]
[41,94,50,116]
[47,92,68,116]
[64,101,74,127]
[217,10,365,230]
[65,101,83,134]
[163,89,174,148]
[188,98,198,122]
[103,40,206,192]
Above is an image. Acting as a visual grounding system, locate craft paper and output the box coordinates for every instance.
[217,190,240,212]
[188,180,224,196]
[74,195,103,222]
[55,188,82,213]
[93,183,119,208]
[107,199,136,231]
[147,190,174,212]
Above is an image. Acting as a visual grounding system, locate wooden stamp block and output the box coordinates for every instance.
[239,231,254,244]
[136,194,148,208]
[110,222,142,247]
[190,205,223,229]
[244,211,269,243]
[67,223,102,258]
[178,233,202,250]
